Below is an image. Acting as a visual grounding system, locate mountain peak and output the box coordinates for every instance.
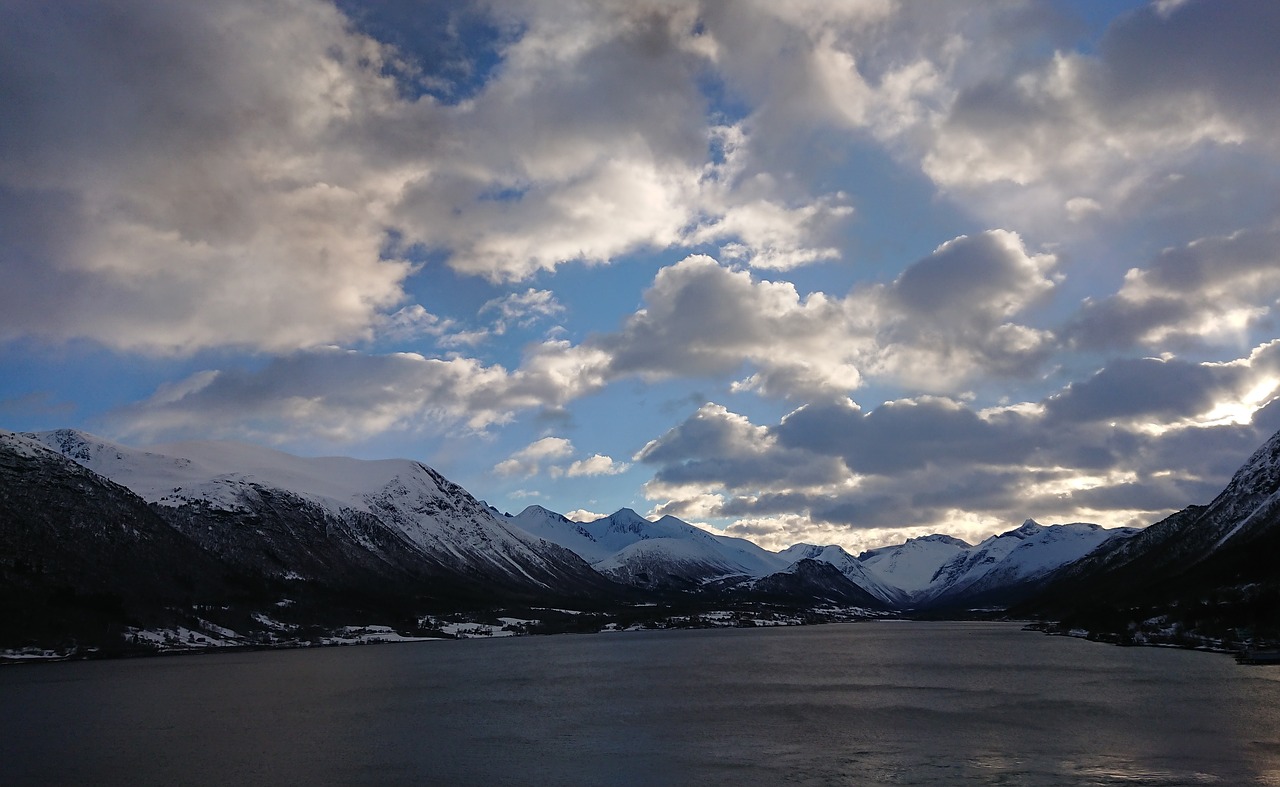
[1012,519,1042,536]
[914,534,971,548]
[606,507,648,524]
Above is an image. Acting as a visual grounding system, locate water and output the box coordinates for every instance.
[3,621,1279,785]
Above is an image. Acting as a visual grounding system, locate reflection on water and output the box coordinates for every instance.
[3,621,1279,785]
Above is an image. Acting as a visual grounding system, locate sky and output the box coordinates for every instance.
[3,0,1280,554]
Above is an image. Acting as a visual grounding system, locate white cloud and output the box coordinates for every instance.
[494,437,575,478]
[377,305,458,342]
[564,508,607,523]
[600,232,1058,397]
[565,454,630,478]
[900,2,1280,234]
[1065,197,1102,223]
[105,231,1063,445]
[1,1,870,353]
[0,0,415,353]
[479,289,566,334]
[6,1,1280,357]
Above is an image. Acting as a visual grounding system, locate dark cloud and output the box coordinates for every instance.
[1065,477,1224,513]
[109,343,609,442]
[637,403,846,490]
[636,345,1280,533]
[1098,0,1280,133]
[1065,227,1280,351]
[1044,357,1226,424]
[776,397,1036,475]
[1064,296,1193,352]
[892,231,1050,316]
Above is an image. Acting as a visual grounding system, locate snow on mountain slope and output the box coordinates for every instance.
[508,505,611,562]
[582,509,788,577]
[857,534,971,596]
[592,537,763,588]
[776,544,908,607]
[512,507,791,588]
[33,428,434,511]
[1030,427,1280,607]
[1196,427,1280,552]
[28,429,605,592]
[918,520,1137,607]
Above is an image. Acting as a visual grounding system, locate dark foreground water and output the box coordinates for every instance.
[3,621,1279,785]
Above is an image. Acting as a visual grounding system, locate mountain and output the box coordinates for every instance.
[857,534,970,600]
[734,558,886,608]
[917,520,1137,609]
[507,504,1132,611]
[508,506,897,606]
[509,505,789,589]
[18,421,1269,655]
[1021,428,1280,647]
[507,505,605,560]
[776,544,909,607]
[853,523,1136,611]
[26,429,619,606]
[0,430,250,651]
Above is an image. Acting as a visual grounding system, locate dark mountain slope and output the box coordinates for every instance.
[1020,429,1280,647]
[0,432,245,650]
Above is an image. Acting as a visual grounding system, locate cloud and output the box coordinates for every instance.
[387,4,855,282]
[493,437,575,478]
[1,1,870,354]
[6,0,1279,358]
[479,289,566,335]
[564,509,607,523]
[904,0,1280,233]
[635,402,847,491]
[565,454,630,478]
[633,342,1280,539]
[600,232,1057,397]
[1065,226,1280,351]
[1043,357,1227,424]
[377,305,459,342]
[109,343,610,443]
[495,439,629,480]
[0,0,415,353]
[103,231,1065,445]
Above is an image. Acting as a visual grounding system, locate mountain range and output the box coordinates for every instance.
[3,425,1278,657]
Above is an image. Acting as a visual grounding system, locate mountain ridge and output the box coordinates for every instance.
[8,424,1279,657]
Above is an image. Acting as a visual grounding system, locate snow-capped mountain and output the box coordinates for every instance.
[916,520,1137,608]
[852,523,1135,609]
[17,421,1276,656]
[508,504,1131,610]
[584,509,787,577]
[509,505,893,604]
[509,505,789,589]
[1023,427,1280,645]
[858,534,971,597]
[735,558,886,609]
[776,544,909,607]
[28,429,612,597]
[1,430,239,646]
[508,505,605,559]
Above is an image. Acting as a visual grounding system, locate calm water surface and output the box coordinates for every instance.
[3,621,1279,785]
